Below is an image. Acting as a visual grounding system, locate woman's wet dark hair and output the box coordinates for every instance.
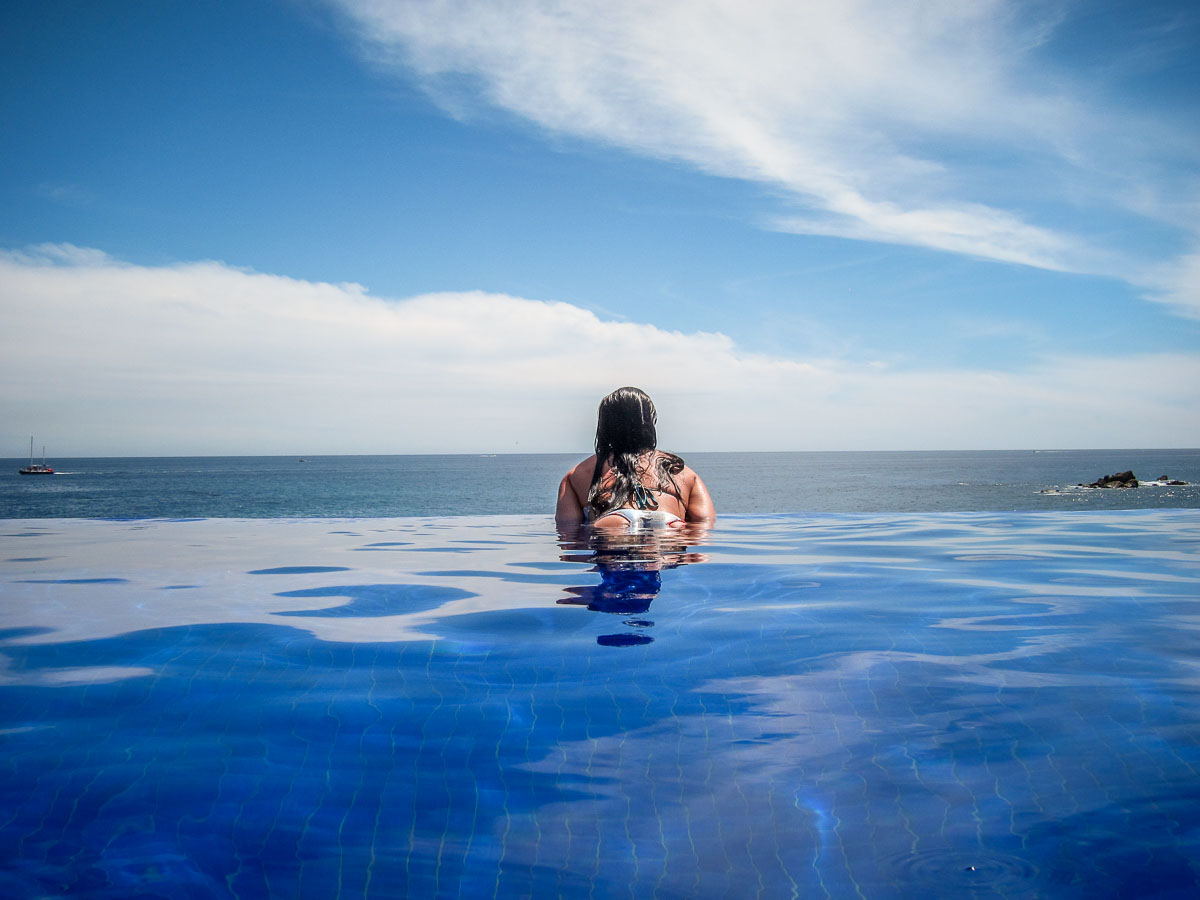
[586,387,684,517]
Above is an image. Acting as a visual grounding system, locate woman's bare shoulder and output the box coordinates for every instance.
[658,452,698,479]
[567,454,597,474]
[565,455,598,487]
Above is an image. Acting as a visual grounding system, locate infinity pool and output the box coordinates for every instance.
[2,512,1199,898]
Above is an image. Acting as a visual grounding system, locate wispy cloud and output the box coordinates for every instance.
[1144,249,1200,320]
[327,0,1199,300]
[2,247,1196,454]
[34,182,95,207]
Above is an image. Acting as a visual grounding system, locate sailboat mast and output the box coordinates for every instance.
[29,436,34,466]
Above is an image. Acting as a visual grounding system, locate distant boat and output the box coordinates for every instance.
[18,437,54,475]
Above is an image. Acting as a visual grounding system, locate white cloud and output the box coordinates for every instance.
[2,247,1197,454]
[1143,250,1200,320]
[326,0,1199,300]
[772,200,1077,272]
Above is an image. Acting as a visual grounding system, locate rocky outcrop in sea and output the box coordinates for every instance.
[1087,470,1138,489]
[1074,472,1190,490]
[1040,471,1190,494]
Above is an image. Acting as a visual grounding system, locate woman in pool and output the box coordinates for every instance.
[556,386,715,529]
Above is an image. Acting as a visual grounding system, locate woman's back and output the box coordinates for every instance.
[557,450,714,528]
[555,387,715,529]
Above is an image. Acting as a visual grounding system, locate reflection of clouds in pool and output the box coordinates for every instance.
[0,518,578,647]
[0,664,154,687]
[15,577,129,584]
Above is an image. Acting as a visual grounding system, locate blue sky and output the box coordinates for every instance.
[2,0,1198,454]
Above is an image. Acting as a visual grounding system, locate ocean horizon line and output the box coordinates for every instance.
[5,447,1199,461]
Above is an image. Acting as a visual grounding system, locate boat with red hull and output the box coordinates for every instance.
[18,437,54,475]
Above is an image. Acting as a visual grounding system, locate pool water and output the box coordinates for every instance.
[2,512,1199,898]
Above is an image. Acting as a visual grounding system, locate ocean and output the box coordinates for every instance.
[3,450,1200,897]
[3,448,1198,518]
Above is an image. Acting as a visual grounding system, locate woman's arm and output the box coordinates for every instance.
[555,473,585,527]
[556,457,597,527]
[684,472,716,525]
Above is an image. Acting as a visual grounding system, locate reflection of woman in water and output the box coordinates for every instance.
[555,387,715,530]
[557,528,710,646]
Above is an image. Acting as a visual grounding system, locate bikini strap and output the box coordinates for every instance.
[633,483,659,510]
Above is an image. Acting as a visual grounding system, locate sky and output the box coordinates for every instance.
[2,0,1198,455]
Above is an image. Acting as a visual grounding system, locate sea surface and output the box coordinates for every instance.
[3,449,1198,518]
